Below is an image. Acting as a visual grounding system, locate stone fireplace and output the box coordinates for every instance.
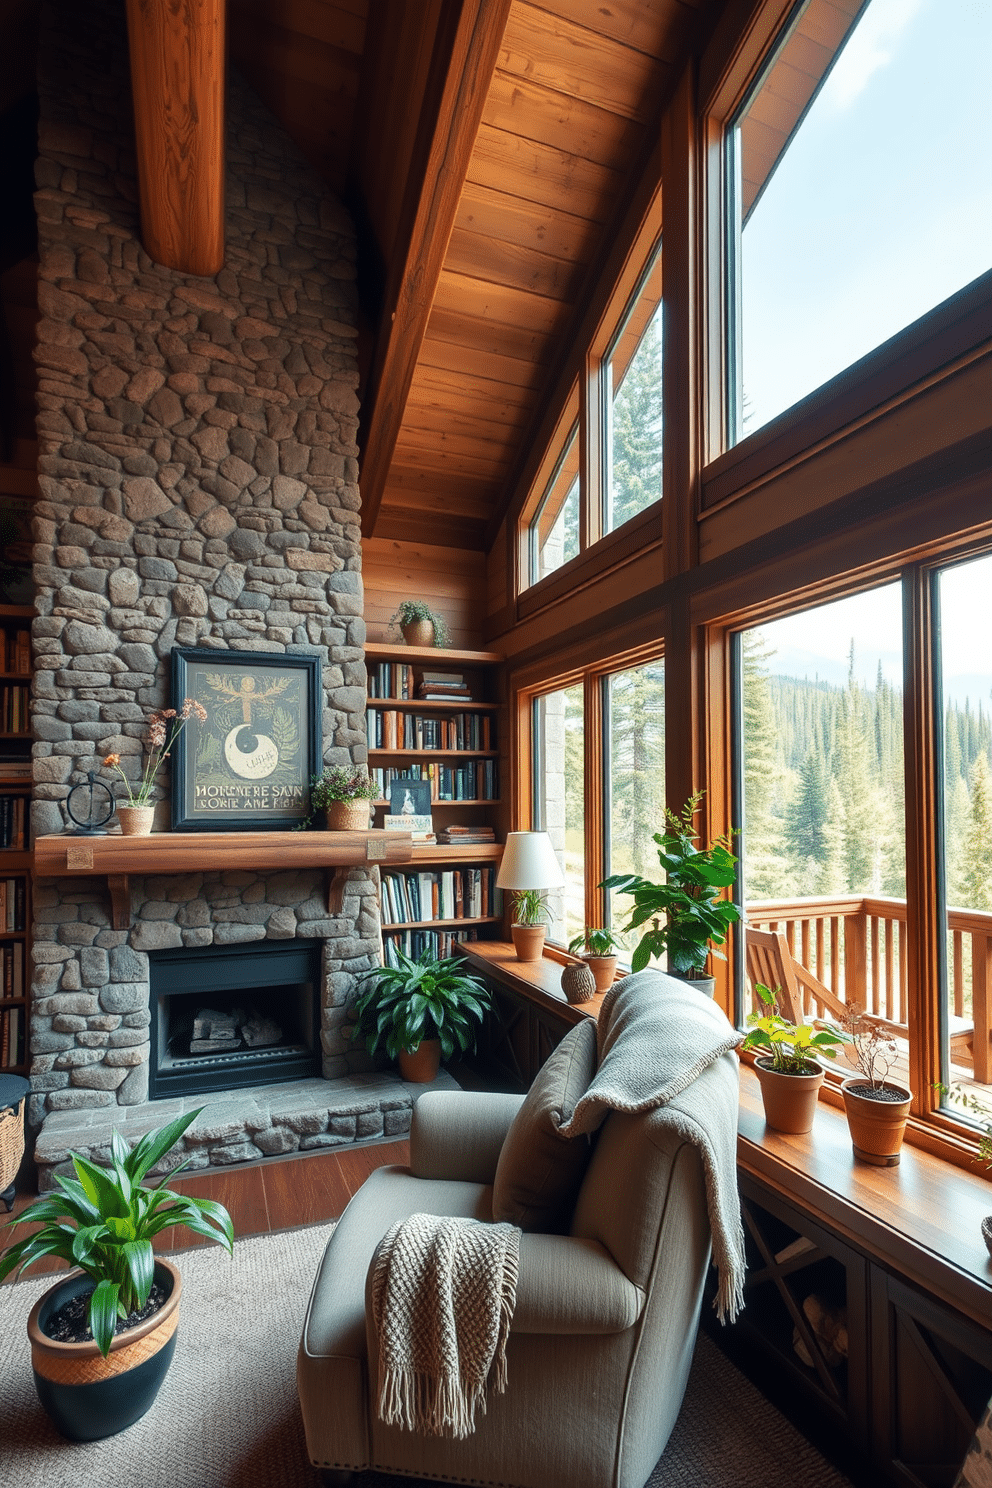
[25,0,445,1187]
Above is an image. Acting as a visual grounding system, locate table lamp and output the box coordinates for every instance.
[496,831,565,962]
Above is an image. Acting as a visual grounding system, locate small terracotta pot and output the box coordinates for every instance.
[583,953,618,994]
[401,619,435,648]
[982,1216,992,1259]
[116,805,155,836]
[511,924,546,962]
[754,1058,825,1135]
[325,800,371,831]
[398,1038,441,1083]
[841,1078,912,1166]
[561,961,596,1005]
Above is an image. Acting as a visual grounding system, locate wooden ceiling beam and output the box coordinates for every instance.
[125,0,226,276]
[358,0,512,538]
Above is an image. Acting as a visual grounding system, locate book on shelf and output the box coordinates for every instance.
[382,926,481,967]
[2,942,25,999]
[383,813,435,841]
[367,662,415,700]
[380,866,499,928]
[1,1004,23,1067]
[0,877,25,933]
[437,825,496,844]
[0,793,28,850]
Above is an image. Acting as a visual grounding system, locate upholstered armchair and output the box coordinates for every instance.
[297,974,741,1488]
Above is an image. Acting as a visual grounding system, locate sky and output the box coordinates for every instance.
[740,0,992,434]
[755,552,992,712]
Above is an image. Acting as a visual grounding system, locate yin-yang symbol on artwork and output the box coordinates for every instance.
[223,724,280,779]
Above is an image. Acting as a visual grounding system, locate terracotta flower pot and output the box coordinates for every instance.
[116,804,155,836]
[401,619,435,648]
[398,1038,441,1083]
[511,924,546,962]
[841,1077,912,1166]
[561,960,596,1005]
[583,953,618,994]
[28,1258,181,1441]
[325,800,371,831]
[754,1058,825,1135]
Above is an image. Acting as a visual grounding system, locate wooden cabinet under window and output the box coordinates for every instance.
[0,604,32,1076]
[365,642,503,961]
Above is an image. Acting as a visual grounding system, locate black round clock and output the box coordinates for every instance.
[65,773,116,835]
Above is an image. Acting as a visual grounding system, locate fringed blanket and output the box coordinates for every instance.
[558,970,747,1324]
[370,1212,521,1439]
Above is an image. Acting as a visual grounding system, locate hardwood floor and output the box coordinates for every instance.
[2,1137,410,1281]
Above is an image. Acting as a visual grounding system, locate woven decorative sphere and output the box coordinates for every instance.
[561,961,596,1005]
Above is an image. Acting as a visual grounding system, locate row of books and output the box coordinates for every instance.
[1,941,24,998]
[0,1005,24,1068]
[367,709,493,752]
[0,794,29,850]
[0,877,27,933]
[380,866,499,926]
[382,926,481,967]
[368,663,416,700]
[370,762,498,802]
[0,629,30,675]
[1,685,29,734]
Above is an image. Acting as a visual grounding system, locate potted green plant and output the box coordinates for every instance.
[601,791,741,994]
[350,947,491,1082]
[0,1108,233,1441]
[389,600,451,649]
[937,1084,992,1255]
[840,1007,912,1166]
[311,765,378,831]
[742,983,849,1134]
[509,887,553,963]
[567,927,623,994]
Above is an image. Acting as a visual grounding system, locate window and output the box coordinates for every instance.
[937,551,992,1122]
[605,246,663,535]
[532,684,585,948]
[726,0,992,444]
[737,587,907,1080]
[530,429,579,585]
[605,658,666,954]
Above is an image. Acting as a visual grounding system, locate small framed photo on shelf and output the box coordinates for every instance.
[170,648,321,832]
[389,778,432,818]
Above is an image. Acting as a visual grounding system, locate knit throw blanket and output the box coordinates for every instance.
[558,969,747,1324]
[370,1211,521,1439]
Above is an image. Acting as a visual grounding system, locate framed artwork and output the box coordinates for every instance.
[170,648,321,831]
[389,778,432,818]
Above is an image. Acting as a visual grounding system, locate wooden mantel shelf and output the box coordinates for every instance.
[33,830,414,928]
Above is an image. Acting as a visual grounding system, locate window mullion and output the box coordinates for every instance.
[584,672,606,933]
[902,564,943,1116]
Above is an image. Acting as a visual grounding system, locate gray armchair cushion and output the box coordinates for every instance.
[492,1018,597,1231]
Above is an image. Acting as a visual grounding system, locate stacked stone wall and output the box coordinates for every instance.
[28,0,378,1132]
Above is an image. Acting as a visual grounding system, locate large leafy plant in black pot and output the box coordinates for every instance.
[0,1108,233,1440]
[602,792,741,981]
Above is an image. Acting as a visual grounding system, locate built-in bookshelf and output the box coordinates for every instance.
[0,604,32,1076]
[366,642,503,962]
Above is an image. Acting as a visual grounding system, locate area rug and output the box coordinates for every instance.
[0,1223,853,1487]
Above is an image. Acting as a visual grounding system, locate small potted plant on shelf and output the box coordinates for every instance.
[102,697,207,835]
[350,947,491,1083]
[741,983,849,1134]
[601,791,741,995]
[509,887,554,963]
[0,1108,233,1441]
[840,1007,912,1166]
[311,765,378,831]
[567,927,623,994]
[934,1084,992,1255]
[389,600,451,649]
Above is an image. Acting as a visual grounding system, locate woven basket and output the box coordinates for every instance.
[0,1098,26,1192]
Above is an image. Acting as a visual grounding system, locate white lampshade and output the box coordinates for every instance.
[496,831,565,891]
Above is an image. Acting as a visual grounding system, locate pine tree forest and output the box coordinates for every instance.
[742,629,992,913]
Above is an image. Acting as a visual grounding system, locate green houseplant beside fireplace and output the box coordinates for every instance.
[350,947,491,1082]
[0,1108,233,1441]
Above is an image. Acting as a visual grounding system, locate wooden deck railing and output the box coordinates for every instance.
[746,896,992,1083]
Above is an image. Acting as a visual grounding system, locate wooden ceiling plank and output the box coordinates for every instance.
[432,268,568,339]
[374,510,489,550]
[455,180,595,264]
[126,0,226,276]
[522,0,697,59]
[424,304,552,367]
[411,361,536,410]
[483,69,641,168]
[229,0,367,56]
[444,225,583,304]
[418,329,546,390]
[499,2,662,124]
[467,122,624,224]
[358,0,513,538]
[388,444,512,482]
[230,23,362,96]
[394,418,518,462]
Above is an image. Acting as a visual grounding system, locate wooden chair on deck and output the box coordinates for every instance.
[744,926,975,1069]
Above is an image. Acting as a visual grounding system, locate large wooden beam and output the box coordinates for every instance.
[125,0,226,276]
[358,0,511,538]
